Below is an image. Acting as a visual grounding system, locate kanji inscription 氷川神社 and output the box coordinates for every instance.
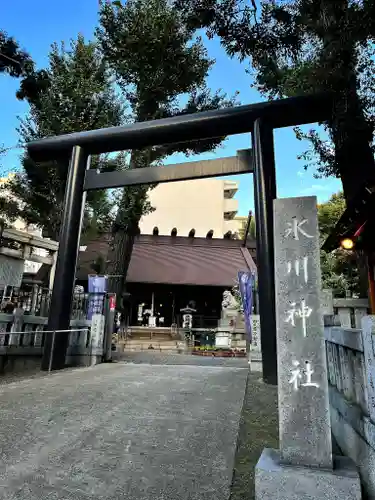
[256,198,361,497]
[289,360,320,391]
[285,217,313,240]
[283,219,319,385]
[287,256,308,282]
[273,196,332,469]
[285,299,312,338]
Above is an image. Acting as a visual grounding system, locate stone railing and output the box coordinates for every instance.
[324,315,375,498]
[333,297,369,329]
[0,312,106,374]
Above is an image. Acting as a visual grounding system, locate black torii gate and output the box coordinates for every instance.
[27,93,332,385]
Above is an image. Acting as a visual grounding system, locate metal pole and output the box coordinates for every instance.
[252,119,278,385]
[48,330,56,372]
[41,146,88,371]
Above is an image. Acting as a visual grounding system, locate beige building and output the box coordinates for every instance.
[140,178,241,238]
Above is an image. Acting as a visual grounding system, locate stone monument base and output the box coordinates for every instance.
[255,448,361,500]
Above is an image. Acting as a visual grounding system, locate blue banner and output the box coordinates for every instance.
[238,271,255,342]
[87,275,107,320]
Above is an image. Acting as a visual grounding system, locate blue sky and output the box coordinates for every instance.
[1,0,342,216]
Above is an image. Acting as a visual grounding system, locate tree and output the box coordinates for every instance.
[318,192,360,297]
[96,0,236,304]
[0,30,50,115]
[174,0,375,202]
[0,36,124,242]
[318,192,346,238]
[0,31,36,163]
[233,193,359,296]
[0,30,33,77]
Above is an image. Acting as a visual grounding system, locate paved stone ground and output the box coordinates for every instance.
[230,372,279,500]
[0,358,248,500]
[116,351,263,371]
[117,351,250,367]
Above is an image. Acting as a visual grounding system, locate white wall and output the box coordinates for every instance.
[140,178,227,238]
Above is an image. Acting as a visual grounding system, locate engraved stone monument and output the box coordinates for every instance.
[250,315,261,354]
[255,196,361,500]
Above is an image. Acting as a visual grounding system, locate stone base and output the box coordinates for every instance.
[255,449,361,500]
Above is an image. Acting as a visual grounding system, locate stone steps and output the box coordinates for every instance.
[120,337,185,353]
[120,334,174,342]
[128,327,173,337]
[124,340,177,347]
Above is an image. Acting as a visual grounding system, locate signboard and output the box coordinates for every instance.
[216,334,231,348]
[109,295,116,311]
[91,314,105,349]
[182,313,193,329]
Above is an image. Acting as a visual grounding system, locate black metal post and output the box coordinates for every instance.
[41,146,88,371]
[253,119,278,385]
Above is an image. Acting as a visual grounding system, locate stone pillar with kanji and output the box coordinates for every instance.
[255,196,361,500]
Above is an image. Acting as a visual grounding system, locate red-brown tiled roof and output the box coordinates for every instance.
[76,234,256,287]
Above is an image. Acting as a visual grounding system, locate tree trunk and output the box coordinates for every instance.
[106,194,141,323]
[356,252,370,298]
[321,1,375,203]
[106,151,149,321]
[330,89,375,203]
[106,220,137,300]
[319,0,375,300]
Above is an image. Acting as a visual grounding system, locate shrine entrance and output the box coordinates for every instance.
[27,93,333,384]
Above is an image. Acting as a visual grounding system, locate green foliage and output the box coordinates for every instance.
[174,0,375,200]
[97,0,237,157]
[320,249,359,298]
[318,192,360,297]
[0,36,124,240]
[317,192,346,239]
[0,30,50,118]
[0,30,33,77]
